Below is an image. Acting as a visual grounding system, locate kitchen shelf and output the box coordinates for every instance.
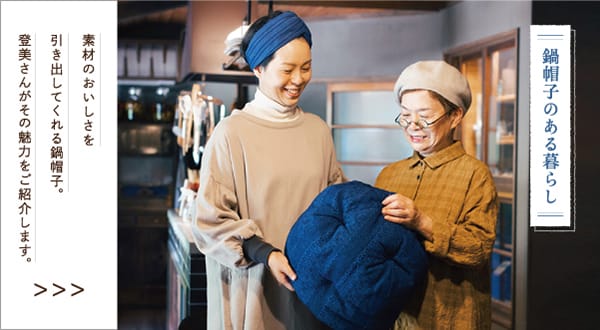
[118,80,179,309]
[180,72,258,85]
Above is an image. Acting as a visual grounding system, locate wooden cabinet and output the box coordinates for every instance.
[446,29,518,329]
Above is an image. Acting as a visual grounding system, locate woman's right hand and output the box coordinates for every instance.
[382,193,433,241]
[267,251,297,291]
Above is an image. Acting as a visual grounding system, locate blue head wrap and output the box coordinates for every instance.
[245,11,312,70]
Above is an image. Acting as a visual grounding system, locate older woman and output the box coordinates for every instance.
[192,11,344,330]
[375,61,498,329]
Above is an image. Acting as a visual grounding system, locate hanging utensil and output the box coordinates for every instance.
[180,93,192,155]
[192,100,207,165]
[190,83,204,164]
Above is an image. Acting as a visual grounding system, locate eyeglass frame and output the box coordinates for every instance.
[394,110,450,129]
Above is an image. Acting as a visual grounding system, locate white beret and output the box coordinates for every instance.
[393,60,472,114]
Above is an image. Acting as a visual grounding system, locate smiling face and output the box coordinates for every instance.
[399,90,463,157]
[253,37,312,107]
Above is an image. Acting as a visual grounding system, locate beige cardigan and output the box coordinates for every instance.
[192,105,344,330]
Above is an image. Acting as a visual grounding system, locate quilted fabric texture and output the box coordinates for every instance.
[285,181,428,330]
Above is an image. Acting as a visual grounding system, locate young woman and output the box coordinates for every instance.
[192,11,344,329]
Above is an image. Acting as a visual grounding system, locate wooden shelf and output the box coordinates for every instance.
[180,72,258,85]
[497,94,516,102]
[498,135,515,145]
[493,174,513,195]
[493,247,513,257]
[497,191,513,202]
[491,299,512,329]
[118,78,176,86]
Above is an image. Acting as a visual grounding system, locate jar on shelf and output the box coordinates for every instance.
[151,87,174,122]
[123,87,143,121]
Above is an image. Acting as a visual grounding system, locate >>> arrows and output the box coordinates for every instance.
[71,283,84,296]
[52,283,65,296]
[33,283,85,297]
[34,283,46,296]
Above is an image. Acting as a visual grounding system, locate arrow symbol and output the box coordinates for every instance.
[34,283,47,296]
[71,283,84,296]
[53,283,65,296]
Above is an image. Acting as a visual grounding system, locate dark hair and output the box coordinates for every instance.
[241,10,283,69]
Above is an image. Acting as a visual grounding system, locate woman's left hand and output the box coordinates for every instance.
[381,193,433,241]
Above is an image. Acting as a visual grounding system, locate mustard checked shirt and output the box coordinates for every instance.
[375,141,498,330]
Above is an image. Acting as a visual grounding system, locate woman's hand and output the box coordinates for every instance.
[381,193,433,241]
[267,251,297,291]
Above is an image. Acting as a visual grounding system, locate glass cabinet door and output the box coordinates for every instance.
[459,57,483,160]
[446,30,518,330]
[489,47,517,197]
[327,82,412,185]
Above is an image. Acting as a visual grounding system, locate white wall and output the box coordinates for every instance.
[304,1,531,81]
[307,13,443,80]
[299,12,445,120]
[442,1,531,49]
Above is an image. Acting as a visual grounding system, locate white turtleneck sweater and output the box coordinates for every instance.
[242,88,301,122]
[192,88,344,330]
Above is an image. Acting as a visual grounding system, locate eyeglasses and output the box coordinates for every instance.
[394,111,449,129]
